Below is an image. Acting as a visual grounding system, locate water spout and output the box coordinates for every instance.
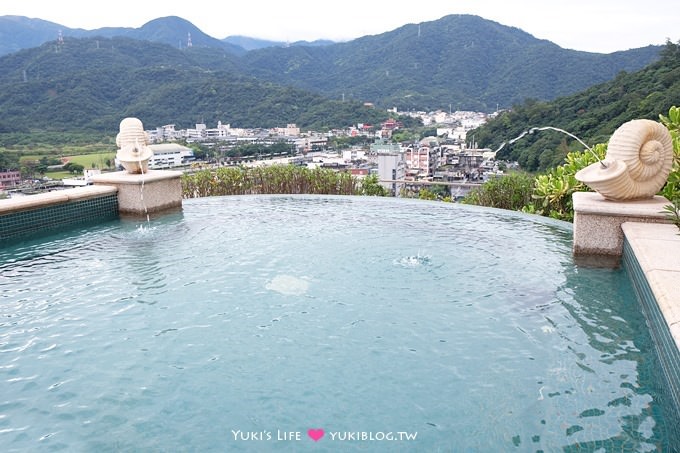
[136,138,151,225]
[494,126,607,168]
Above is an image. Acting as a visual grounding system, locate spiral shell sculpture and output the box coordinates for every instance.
[115,117,154,174]
[575,119,673,201]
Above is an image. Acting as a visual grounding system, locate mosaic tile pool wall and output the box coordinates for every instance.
[623,239,680,443]
[0,194,119,243]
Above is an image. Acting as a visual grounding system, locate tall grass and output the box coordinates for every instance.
[182,165,360,198]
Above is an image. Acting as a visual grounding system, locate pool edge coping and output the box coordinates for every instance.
[0,185,118,215]
[622,221,680,352]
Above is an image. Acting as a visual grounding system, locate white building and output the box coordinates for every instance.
[147,144,194,169]
[377,152,406,196]
[204,121,233,139]
[186,123,207,141]
[342,149,367,162]
[147,124,182,143]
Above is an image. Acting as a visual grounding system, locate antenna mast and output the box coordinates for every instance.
[56,30,64,52]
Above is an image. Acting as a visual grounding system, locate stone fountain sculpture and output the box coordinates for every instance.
[115,117,154,174]
[575,119,674,201]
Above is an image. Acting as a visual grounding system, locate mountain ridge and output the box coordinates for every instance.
[1,13,664,57]
[0,14,665,136]
[0,15,342,57]
[237,14,661,111]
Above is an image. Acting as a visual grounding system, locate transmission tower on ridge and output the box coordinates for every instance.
[56,30,64,52]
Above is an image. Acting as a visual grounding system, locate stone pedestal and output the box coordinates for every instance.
[573,192,670,258]
[90,170,183,216]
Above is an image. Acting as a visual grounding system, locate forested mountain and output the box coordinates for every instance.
[0,37,393,135]
[469,42,680,171]
[0,15,246,56]
[239,15,661,111]
[0,14,662,113]
[82,16,247,55]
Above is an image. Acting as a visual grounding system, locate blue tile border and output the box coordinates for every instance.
[0,194,119,243]
[623,239,680,444]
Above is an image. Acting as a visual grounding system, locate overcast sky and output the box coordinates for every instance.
[4,0,679,54]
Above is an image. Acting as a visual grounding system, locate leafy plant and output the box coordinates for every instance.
[662,201,680,234]
[462,172,535,211]
[359,174,388,196]
[659,105,680,202]
[530,143,607,221]
[418,188,437,200]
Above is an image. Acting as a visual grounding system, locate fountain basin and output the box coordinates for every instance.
[90,170,183,216]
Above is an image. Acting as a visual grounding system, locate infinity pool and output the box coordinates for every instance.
[0,195,676,451]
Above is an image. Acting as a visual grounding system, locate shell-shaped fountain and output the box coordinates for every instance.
[575,119,673,201]
[115,117,154,174]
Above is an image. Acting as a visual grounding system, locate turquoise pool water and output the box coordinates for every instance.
[0,195,676,451]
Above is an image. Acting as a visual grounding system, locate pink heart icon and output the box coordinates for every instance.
[307,428,325,442]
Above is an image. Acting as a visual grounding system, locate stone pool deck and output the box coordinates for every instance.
[623,222,680,351]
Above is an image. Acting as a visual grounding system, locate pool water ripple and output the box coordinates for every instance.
[0,195,676,451]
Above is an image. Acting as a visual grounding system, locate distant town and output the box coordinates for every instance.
[1,109,516,199]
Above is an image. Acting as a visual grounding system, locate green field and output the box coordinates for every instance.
[46,171,75,180]
[37,152,117,180]
[64,152,116,169]
[21,152,116,167]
